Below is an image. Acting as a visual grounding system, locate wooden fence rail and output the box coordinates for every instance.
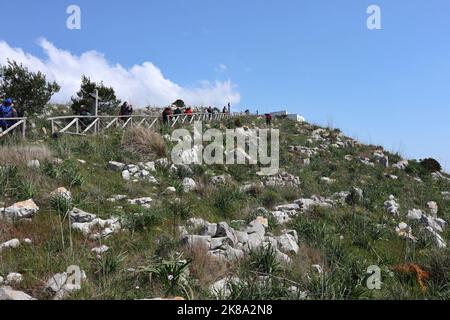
[0,118,27,138]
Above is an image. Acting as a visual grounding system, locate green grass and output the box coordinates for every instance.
[0,117,448,300]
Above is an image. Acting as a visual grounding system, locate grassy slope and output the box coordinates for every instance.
[0,116,449,300]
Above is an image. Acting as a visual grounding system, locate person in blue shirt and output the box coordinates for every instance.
[0,98,18,132]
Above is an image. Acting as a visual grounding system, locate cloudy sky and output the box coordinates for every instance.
[1,0,450,170]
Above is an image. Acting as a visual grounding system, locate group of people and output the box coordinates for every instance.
[0,98,19,132]
[161,104,231,125]
[162,105,194,125]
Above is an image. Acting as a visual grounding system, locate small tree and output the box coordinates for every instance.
[0,60,60,116]
[71,75,121,115]
[173,99,185,109]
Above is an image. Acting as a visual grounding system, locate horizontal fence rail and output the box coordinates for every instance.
[47,113,234,136]
[0,118,27,138]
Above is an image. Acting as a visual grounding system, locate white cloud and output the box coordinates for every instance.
[0,39,240,107]
[214,63,227,73]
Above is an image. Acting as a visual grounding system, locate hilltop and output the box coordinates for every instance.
[0,114,449,300]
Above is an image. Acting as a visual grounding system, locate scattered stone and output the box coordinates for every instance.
[239,182,264,193]
[165,187,177,194]
[182,235,211,248]
[432,172,450,182]
[407,209,423,221]
[275,203,300,211]
[108,161,126,172]
[373,151,389,168]
[182,178,197,193]
[0,239,20,252]
[0,287,34,300]
[107,195,128,202]
[69,208,96,223]
[50,187,72,202]
[385,174,399,180]
[263,172,301,188]
[295,196,334,212]
[122,170,131,181]
[393,160,409,170]
[77,159,86,165]
[1,199,39,222]
[384,195,400,216]
[346,187,364,205]
[71,209,121,239]
[276,233,299,254]
[210,277,241,297]
[312,265,323,274]
[427,201,438,217]
[359,157,375,167]
[91,245,110,255]
[271,211,292,225]
[320,177,335,184]
[211,175,231,186]
[27,159,40,169]
[6,273,23,285]
[127,197,153,208]
[395,222,417,241]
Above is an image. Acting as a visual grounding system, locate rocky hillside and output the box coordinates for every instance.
[0,116,449,300]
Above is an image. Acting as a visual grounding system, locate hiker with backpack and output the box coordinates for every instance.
[0,98,18,132]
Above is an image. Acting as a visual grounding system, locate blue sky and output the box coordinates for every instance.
[1,0,450,170]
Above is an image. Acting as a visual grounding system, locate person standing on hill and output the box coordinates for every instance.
[265,113,273,126]
[174,106,183,117]
[162,106,173,125]
[207,106,213,119]
[0,98,18,132]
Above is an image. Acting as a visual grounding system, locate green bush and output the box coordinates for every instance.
[420,158,442,173]
[121,208,165,232]
[210,184,242,219]
[248,244,282,275]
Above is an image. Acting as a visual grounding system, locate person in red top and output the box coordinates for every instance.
[162,106,173,126]
[265,113,273,126]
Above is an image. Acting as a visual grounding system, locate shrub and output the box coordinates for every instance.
[261,189,283,208]
[50,193,73,216]
[93,250,127,279]
[42,160,85,187]
[14,180,37,199]
[210,184,242,219]
[248,244,282,275]
[138,255,192,298]
[420,158,442,173]
[123,126,166,160]
[121,208,164,232]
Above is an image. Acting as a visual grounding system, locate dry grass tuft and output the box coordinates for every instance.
[0,145,52,167]
[123,126,167,160]
[184,243,231,287]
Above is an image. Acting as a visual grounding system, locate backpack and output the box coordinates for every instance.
[1,105,13,118]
